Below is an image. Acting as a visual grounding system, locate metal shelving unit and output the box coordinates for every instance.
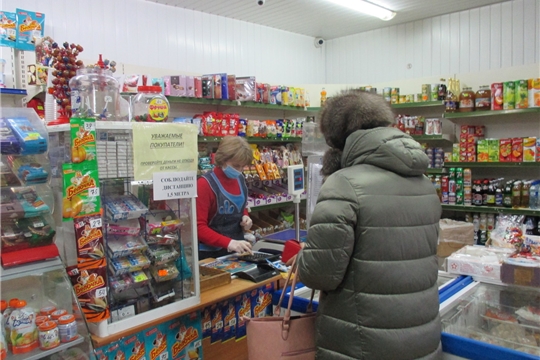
[412,134,455,142]
[391,100,445,109]
[443,108,540,119]
[444,162,540,168]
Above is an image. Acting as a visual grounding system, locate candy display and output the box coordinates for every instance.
[6,155,49,185]
[107,235,147,259]
[132,86,170,122]
[103,194,148,221]
[1,215,54,253]
[109,253,151,276]
[12,186,51,217]
[0,119,21,155]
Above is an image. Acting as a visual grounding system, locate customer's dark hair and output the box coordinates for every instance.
[319,90,394,151]
[319,90,394,178]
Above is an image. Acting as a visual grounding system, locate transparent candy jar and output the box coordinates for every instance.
[68,68,129,121]
[131,86,170,122]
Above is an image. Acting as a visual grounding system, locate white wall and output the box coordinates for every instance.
[325,0,540,85]
[1,0,325,85]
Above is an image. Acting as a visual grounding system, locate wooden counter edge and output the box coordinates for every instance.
[91,274,282,348]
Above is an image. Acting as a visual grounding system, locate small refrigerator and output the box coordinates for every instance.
[440,281,540,359]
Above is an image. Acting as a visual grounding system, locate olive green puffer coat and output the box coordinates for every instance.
[298,127,442,360]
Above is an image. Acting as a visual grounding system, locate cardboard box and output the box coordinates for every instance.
[477,139,489,162]
[437,219,474,257]
[499,138,512,162]
[446,246,509,281]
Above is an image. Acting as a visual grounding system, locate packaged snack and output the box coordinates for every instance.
[221,299,237,343]
[235,292,251,340]
[511,138,523,162]
[109,253,150,276]
[0,11,17,47]
[228,114,239,136]
[123,332,146,360]
[499,138,512,162]
[167,312,203,360]
[62,163,100,221]
[70,117,97,165]
[266,120,277,139]
[107,235,147,259]
[150,262,179,282]
[66,261,110,323]
[12,186,50,217]
[0,119,21,154]
[523,137,536,162]
[6,117,47,155]
[7,155,49,185]
[250,283,273,318]
[8,300,38,354]
[145,324,168,360]
[103,194,148,221]
[146,244,179,265]
[269,86,281,105]
[258,120,267,138]
[276,119,284,138]
[106,218,140,237]
[15,8,45,51]
[236,76,256,102]
[74,214,105,263]
[246,120,259,137]
[227,75,236,100]
[238,119,247,137]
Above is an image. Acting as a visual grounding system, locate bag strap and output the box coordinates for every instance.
[274,257,315,341]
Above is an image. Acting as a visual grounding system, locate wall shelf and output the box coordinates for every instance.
[444,162,540,168]
[412,134,455,142]
[443,108,540,119]
[425,168,445,175]
[391,101,444,109]
[442,204,540,216]
[0,88,27,95]
[250,199,306,212]
[198,136,302,143]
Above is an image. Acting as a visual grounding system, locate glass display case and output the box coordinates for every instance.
[1,258,93,360]
[441,282,540,359]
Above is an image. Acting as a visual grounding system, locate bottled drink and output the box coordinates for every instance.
[479,213,487,231]
[472,214,480,232]
[320,88,327,106]
[445,90,458,112]
[521,180,531,208]
[503,181,513,208]
[529,181,539,209]
[482,179,489,205]
[486,182,496,206]
[487,214,495,231]
[495,182,504,206]
[525,216,536,235]
[512,181,522,208]
[438,80,447,101]
[473,181,483,206]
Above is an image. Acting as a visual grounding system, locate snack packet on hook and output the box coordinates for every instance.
[67,261,110,322]
[74,214,105,263]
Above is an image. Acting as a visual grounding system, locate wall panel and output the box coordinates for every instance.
[2,0,324,84]
[325,1,539,84]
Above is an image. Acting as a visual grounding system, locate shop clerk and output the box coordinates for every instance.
[197,136,254,260]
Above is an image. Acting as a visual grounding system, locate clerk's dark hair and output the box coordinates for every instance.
[320,90,394,177]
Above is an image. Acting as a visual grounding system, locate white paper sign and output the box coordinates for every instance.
[152,171,197,200]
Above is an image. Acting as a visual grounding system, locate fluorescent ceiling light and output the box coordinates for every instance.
[326,0,396,21]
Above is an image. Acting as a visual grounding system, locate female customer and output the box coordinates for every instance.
[197,136,254,260]
[297,91,442,359]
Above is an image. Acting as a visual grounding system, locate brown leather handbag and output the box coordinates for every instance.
[245,258,316,360]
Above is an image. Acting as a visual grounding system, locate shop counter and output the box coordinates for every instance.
[91,274,283,351]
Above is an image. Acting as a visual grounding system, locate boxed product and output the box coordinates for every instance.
[476,139,489,162]
[511,137,523,162]
[437,219,475,258]
[109,253,150,276]
[0,119,22,155]
[6,117,47,154]
[488,139,500,162]
[499,138,512,162]
[202,75,214,99]
[186,76,195,97]
[107,235,147,259]
[166,312,203,360]
[227,75,236,100]
[106,218,140,236]
[501,260,540,287]
[446,246,512,281]
[523,137,536,162]
[236,76,256,102]
[103,194,148,221]
[170,75,185,97]
[15,8,45,51]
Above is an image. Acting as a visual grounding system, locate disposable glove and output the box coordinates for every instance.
[240,215,253,231]
[227,239,253,254]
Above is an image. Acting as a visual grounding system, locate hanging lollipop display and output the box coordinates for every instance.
[48,42,85,123]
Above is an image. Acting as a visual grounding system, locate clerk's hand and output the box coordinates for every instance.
[228,240,253,254]
[240,215,253,231]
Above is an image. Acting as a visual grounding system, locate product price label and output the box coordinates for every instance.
[159,352,169,360]
[95,288,107,298]
[90,217,102,229]
[88,187,100,197]
[84,121,95,131]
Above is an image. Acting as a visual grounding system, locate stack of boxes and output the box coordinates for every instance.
[96,131,134,179]
[451,125,539,163]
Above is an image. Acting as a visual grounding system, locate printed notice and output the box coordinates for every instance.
[132,123,198,181]
[153,171,197,200]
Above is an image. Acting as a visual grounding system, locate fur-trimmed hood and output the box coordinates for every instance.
[341,127,429,177]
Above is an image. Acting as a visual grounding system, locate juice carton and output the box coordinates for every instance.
[452,143,460,162]
[476,139,489,162]
[475,125,485,138]
[499,138,512,162]
[523,137,536,162]
[488,139,500,162]
[235,292,251,340]
[145,323,168,360]
[167,312,203,360]
[511,138,524,162]
[515,80,529,109]
[123,332,146,360]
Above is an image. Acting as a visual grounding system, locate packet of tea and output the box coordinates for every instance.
[62,163,101,221]
[74,214,105,263]
[70,117,97,165]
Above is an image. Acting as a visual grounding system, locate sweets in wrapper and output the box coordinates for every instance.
[62,163,100,221]
[74,214,105,263]
[70,118,97,165]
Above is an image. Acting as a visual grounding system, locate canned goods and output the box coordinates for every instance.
[449,180,456,193]
[503,81,515,110]
[431,84,439,101]
[456,191,464,205]
[449,192,456,205]
[51,309,68,323]
[442,192,449,204]
[38,321,60,350]
[449,168,456,181]
[456,168,464,181]
[39,306,56,318]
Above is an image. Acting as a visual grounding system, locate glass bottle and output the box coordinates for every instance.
[486,181,496,206]
[445,90,458,112]
[475,85,491,111]
[502,181,513,208]
[438,79,447,101]
[459,87,475,112]
[481,179,489,205]
[495,182,503,207]
[320,88,327,106]
[512,181,522,208]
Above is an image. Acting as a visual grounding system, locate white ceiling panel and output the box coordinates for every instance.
[147,0,509,39]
